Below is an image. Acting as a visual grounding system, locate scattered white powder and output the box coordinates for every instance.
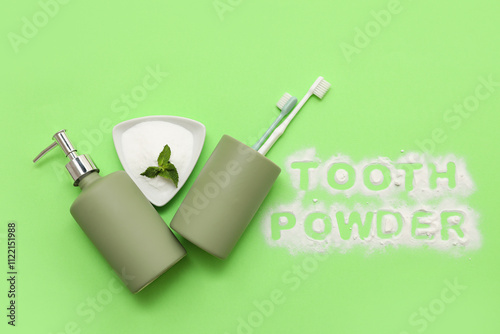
[369,169,384,185]
[312,219,325,234]
[261,149,481,255]
[335,169,349,184]
[121,121,193,203]
[381,214,398,233]
[308,150,476,201]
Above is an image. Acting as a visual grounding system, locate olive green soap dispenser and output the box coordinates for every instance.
[34,130,186,293]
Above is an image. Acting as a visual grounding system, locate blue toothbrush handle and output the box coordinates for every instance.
[252,115,284,150]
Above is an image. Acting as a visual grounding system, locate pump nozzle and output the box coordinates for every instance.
[34,129,99,186]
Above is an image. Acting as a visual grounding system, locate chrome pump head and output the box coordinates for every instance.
[33,129,99,186]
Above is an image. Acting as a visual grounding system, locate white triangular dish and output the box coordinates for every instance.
[113,116,206,206]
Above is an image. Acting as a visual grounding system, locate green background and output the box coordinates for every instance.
[2,0,499,333]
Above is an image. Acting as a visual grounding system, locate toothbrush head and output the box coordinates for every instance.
[276,92,298,117]
[277,93,292,110]
[311,76,332,99]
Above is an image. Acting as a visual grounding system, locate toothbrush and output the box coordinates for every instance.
[252,93,298,150]
[258,76,331,156]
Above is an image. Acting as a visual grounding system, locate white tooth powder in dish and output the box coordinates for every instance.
[121,121,193,204]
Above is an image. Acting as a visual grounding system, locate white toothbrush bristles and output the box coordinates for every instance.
[312,78,331,99]
[277,92,292,110]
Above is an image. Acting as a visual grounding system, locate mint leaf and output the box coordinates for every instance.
[140,143,179,187]
[163,162,176,171]
[141,166,162,178]
[159,168,179,187]
[157,144,171,167]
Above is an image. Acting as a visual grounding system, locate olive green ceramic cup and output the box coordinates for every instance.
[170,135,281,258]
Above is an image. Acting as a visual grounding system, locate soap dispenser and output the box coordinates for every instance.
[34,130,186,293]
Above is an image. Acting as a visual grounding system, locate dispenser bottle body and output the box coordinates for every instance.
[70,171,186,293]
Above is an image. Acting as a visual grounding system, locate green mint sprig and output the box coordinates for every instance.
[140,144,179,187]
